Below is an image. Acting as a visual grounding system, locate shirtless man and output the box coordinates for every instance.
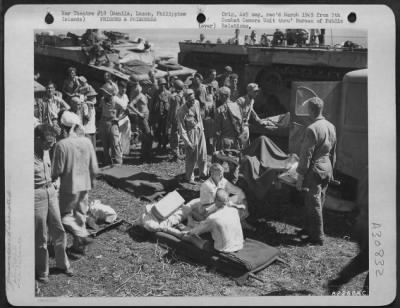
[184,188,244,253]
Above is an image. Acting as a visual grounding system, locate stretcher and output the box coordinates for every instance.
[150,230,282,285]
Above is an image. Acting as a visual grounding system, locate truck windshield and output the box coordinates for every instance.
[294,86,318,116]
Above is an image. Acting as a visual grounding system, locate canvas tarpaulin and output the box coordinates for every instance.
[239,136,293,200]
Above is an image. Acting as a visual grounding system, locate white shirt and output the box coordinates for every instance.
[84,103,96,134]
[114,93,129,111]
[191,206,244,252]
[200,177,246,206]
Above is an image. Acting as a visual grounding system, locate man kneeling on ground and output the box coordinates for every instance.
[183,188,244,253]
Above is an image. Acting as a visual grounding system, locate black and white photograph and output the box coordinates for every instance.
[5,4,397,306]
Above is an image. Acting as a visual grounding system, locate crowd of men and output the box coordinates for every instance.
[34,65,274,169]
[34,64,342,288]
[199,28,326,47]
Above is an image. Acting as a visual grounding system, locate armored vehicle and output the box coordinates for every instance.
[35,31,196,92]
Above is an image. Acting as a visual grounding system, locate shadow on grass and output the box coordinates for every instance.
[243,184,357,243]
[263,288,316,296]
[99,170,182,201]
[127,225,153,243]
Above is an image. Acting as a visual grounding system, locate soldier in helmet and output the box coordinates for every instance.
[150,77,172,152]
[167,79,186,161]
[98,83,124,166]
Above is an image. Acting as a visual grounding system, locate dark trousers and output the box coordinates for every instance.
[169,124,180,156]
[138,117,153,160]
[154,117,168,148]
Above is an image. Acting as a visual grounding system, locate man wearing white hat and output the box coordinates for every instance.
[52,111,99,255]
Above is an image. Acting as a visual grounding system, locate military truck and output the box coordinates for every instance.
[289,69,368,207]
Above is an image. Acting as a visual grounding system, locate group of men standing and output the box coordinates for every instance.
[33,62,338,286]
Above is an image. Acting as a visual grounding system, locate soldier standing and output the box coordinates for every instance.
[215,87,242,150]
[167,80,186,161]
[236,83,265,147]
[177,89,208,184]
[127,81,153,162]
[295,97,337,245]
[192,73,215,154]
[151,78,171,152]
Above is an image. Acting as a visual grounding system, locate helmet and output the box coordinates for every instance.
[100,83,115,96]
[174,79,185,90]
[158,78,167,85]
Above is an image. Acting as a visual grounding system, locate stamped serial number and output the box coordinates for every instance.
[372,222,384,277]
[332,290,367,296]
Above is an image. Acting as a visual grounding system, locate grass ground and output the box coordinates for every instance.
[37,146,367,298]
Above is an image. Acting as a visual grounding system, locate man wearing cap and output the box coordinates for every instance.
[218,66,233,88]
[98,83,124,165]
[215,87,243,150]
[167,79,186,161]
[52,111,99,255]
[295,97,336,246]
[127,80,153,162]
[176,89,208,183]
[235,83,265,147]
[150,77,171,152]
[35,81,70,126]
